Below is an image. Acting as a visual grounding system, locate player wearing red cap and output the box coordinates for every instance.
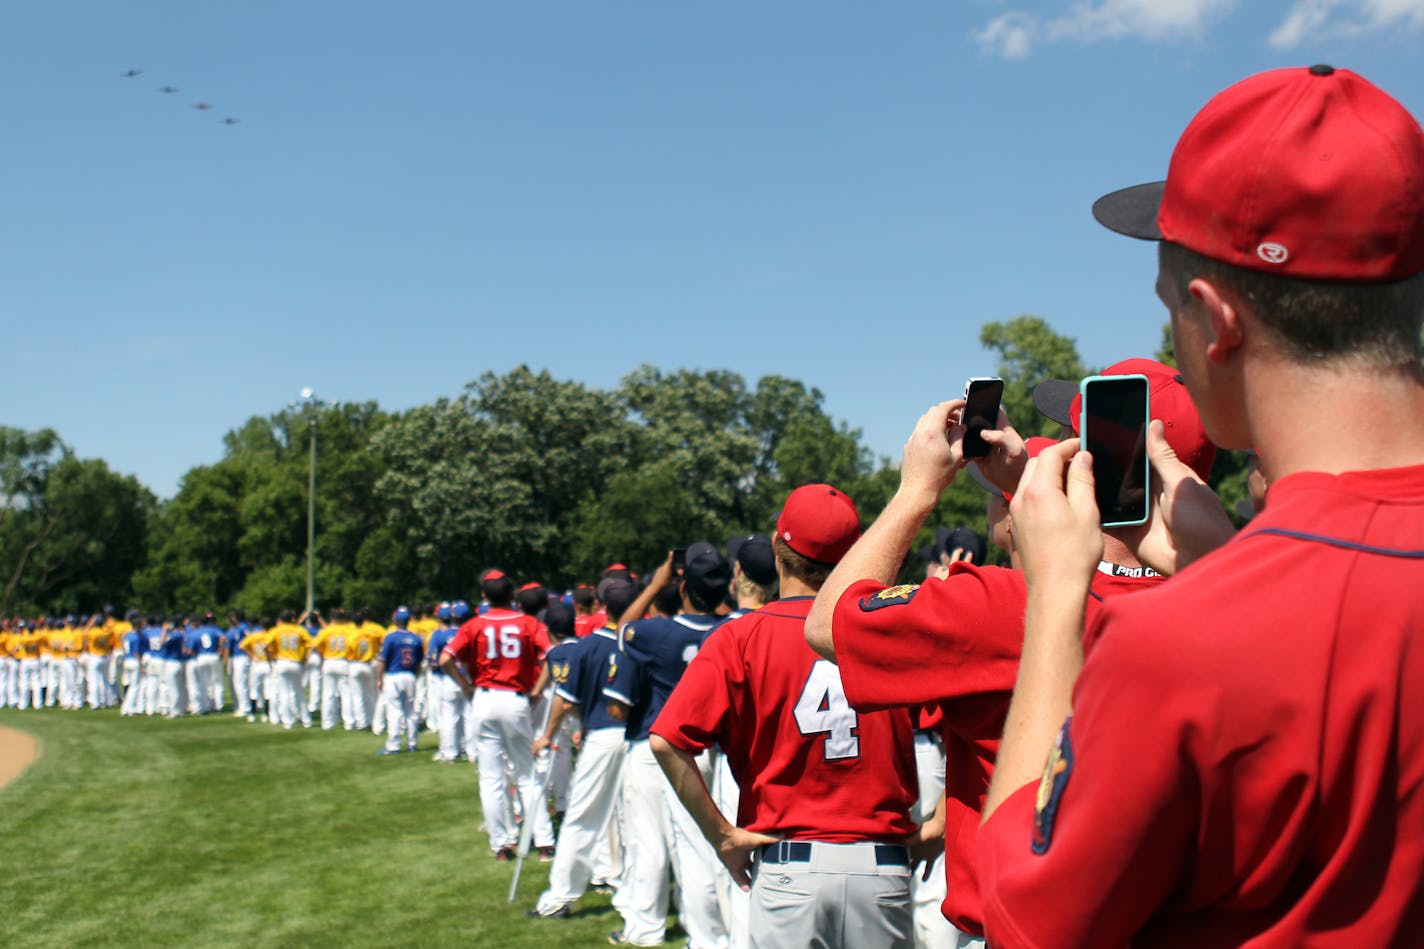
[803,363,1212,941]
[980,65,1424,947]
[440,570,553,859]
[653,484,922,949]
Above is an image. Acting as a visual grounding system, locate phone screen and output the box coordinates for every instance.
[962,378,1004,458]
[671,548,687,575]
[1080,375,1150,527]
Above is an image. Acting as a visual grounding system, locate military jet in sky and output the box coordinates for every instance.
[192,102,212,111]
[157,85,179,94]
[221,117,240,125]
[120,68,143,78]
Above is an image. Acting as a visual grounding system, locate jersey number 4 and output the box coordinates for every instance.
[482,625,523,660]
[793,660,860,760]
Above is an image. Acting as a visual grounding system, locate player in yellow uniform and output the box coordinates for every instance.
[268,612,313,729]
[238,623,275,723]
[311,610,356,731]
[84,620,118,709]
[346,610,386,731]
[0,625,13,708]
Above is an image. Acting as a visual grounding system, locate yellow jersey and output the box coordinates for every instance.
[86,627,117,656]
[312,623,354,661]
[269,624,314,662]
[347,622,386,663]
[238,629,274,662]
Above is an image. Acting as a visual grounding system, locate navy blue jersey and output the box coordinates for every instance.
[161,629,189,662]
[427,625,459,677]
[558,627,621,732]
[379,630,424,674]
[605,612,726,741]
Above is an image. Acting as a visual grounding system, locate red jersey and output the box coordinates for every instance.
[574,614,602,638]
[652,596,918,843]
[444,607,550,693]
[980,466,1424,949]
[833,560,1162,935]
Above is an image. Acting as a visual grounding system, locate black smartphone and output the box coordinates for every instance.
[671,548,686,575]
[962,377,1004,458]
[1079,374,1150,527]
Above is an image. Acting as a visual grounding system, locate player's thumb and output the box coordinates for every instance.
[1066,449,1097,514]
[1147,420,1198,486]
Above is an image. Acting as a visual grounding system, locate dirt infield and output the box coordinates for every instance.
[0,726,38,790]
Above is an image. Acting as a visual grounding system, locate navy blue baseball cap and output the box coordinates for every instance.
[544,601,575,640]
[726,533,777,586]
[683,541,732,604]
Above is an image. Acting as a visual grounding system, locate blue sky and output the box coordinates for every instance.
[5,1,1423,498]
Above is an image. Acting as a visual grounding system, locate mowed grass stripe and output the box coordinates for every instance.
[0,708,624,947]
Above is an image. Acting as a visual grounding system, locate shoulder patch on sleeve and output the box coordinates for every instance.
[858,584,920,611]
[606,654,619,683]
[1032,716,1074,855]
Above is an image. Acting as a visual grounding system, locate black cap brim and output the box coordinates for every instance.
[1031,379,1079,428]
[1092,181,1166,240]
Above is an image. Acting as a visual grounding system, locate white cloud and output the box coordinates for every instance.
[975,0,1238,58]
[1270,0,1424,48]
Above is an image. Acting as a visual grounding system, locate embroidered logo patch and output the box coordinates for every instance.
[606,655,619,683]
[858,584,920,611]
[1032,716,1074,855]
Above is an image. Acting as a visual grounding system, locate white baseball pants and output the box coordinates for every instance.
[472,687,553,850]
[535,726,626,914]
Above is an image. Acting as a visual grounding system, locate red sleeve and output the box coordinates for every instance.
[977,599,1196,949]
[650,622,742,755]
[531,619,551,662]
[832,564,1026,712]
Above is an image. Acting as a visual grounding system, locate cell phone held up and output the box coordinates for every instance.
[670,547,686,576]
[1079,374,1150,528]
[961,377,1004,458]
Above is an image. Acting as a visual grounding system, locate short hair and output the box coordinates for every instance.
[278,609,296,623]
[1160,242,1424,369]
[652,583,682,618]
[733,571,777,606]
[482,575,515,607]
[772,536,833,591]
[573,587,596,611]
[515,585,546,616]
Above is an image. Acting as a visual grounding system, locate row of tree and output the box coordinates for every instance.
[1,316,1250,618]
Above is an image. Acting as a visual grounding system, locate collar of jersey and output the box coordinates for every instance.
[593,628,618,641]
[674,613,720,631]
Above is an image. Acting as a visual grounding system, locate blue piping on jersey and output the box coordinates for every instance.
[1249,527,1424,558]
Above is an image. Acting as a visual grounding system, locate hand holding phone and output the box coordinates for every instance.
[671,547,687,576]
[1079,374,1150,527]
[961,378,1005,459]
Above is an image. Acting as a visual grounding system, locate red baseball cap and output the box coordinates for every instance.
[776,484,861,564]
[1033,358,1216,480]
[1093,65,1424,282]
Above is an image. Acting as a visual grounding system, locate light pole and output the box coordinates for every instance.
[289,387,327,615]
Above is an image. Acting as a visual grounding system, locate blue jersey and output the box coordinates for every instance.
[161,629,190,662]
[557,627,621,732]
[427,626,459,677]
[121,630,147,659]
[605,612,726,741]
[379,630,424,674]
[196,624,224,654]
[144,626,165,655]
[224,623,248,658]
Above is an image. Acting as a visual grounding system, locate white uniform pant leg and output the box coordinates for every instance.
[185,659,204,713]
[372,669,388,734]
[549,716,576,813]
[304,654,321,712]
[164,660,187,716]
[712,752,750,949]
[195,654,222,711]
[141,656,160,714]
[505,692,552,847]
[911,732,967,949]
[231,655,251,715]
[59,658,80,709]
[250,663,273,720]
[473,689,517,849]
[382,673,416,752]
[18,659,39,710]
[121,659,142,714]
[0,657,12,707]
[536,727,626,913]
[83,654,102,707]
[275,659,305,727]
[320,659,349,730]
[435,677,468,761]
[665,750,730,949]
[614,739,673,946]
[338,662,356,729]
[347,662,374,729]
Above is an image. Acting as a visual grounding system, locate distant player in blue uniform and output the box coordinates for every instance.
[119,623,147,716]
[225,611,252,720]
[376,607,425,755]
[428,602,472,763]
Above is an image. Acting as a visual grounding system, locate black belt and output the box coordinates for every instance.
[759,841,910,867]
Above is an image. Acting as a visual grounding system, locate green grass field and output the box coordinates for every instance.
[0,707,656,948]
